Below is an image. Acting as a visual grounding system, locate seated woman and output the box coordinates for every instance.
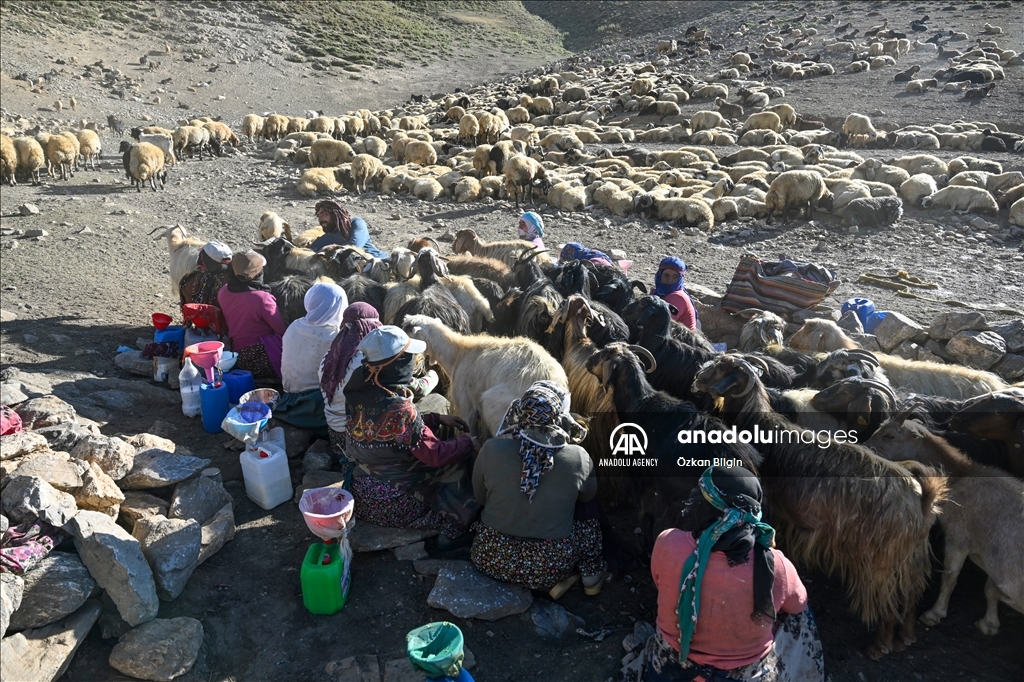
[319,303,438,457]
[630,466,821,682]
[653,256,699,331]
[310,199,388,258]
[217,251,287,382]
[518,211,546,250]
[471,381,606,599]
[276,282,347,437]
[343,326,479,547]
[559,242,614,267]
[179,240,232,307]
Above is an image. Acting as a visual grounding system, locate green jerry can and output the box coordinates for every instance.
[300,539,351,615]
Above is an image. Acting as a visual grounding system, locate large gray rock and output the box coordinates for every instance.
[412,559,472,576]
[98,591,132,640]
[350,521,438,552]
[119,449,211,490]
[11,451,83,491]
[1,572,23,638]
[123,432,178,453]
[8,552,96,631]
[0,431,49,460]
[874,311,926,352]
[66,510,159,626]
[109,617,204,682]
[14,395,77,429]
[70,435,136,480]
[945,330,1007,370]
[926,338,958,363]
[929,311,988,340]
[302,447,332,473]
[132,515,202,601]
[848,333,882,352]
[1,475,78,526]
[427,562,532,620]
[992,353,1024,380]
[837,309,864,334]
[197,502,235,566]
[169,474,232,525]
[0,599,102,682]
[989,318,1024,353]
[34,422,96,452]
[891,340,922,361]
[119,491,171,531]
[114,349,156,377]
[1,381,29,406]
[74,460,126,518]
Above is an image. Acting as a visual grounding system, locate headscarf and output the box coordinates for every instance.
[344,350,423,448]
[518,212,545,241]
[315,199,353,241]
[559,242,612,266]
[225,250,270,292]
[495,380,587,501]
[198,240,231,273]
[303,282,347,328]
[654,256,686,296]
[676,466,777,662]
[320,302,381,401]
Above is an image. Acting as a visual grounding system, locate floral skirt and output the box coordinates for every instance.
[236,342,277,382]
[349,473,464,539]
[470,520,603,591]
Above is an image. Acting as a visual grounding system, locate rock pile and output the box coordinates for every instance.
[0,386,235,681]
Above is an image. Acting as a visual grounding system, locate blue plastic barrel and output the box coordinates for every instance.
[864,311,889,335]
[200,381,231,434]
[841,298,875,328]
[154,325,186,352]
[223,370,256,405]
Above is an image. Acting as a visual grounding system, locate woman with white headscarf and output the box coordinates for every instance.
[275,282,347,436]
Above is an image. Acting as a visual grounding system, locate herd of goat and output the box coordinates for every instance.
[154,211,1024,659]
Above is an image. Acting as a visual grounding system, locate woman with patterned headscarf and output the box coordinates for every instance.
[310,199,388,258]
[654,256,699,330]
[471,380,606,599]
[517,211,546,250]
[624,466,822,682]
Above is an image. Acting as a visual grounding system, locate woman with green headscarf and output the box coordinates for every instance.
[629,466,823,682]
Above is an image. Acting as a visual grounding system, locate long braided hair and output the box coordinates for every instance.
[315,199,353,241]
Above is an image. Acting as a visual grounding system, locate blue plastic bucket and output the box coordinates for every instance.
[200,381,231,434]
[864,311,889,335]
[223,370,256,405]
[841,298,875,328]
[154,325,186,353]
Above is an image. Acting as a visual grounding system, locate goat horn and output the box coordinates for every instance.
[745,355,771,376]
[860,379,898,404]
[626,345,658,374]
[732,308,765,319]
[845,349,881,366]
[148,225,172,236]
[894,397,925,423]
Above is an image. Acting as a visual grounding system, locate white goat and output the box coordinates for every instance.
[150,224,204,296]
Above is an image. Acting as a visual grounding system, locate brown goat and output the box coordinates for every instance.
[789,318,860,352]
[693,354,946,659]
[944,388,1024,477]
[442,253,515,289]
[451,228,553,268]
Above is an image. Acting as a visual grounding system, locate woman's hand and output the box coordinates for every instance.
[437,414,470,432]
[471,436,484,454]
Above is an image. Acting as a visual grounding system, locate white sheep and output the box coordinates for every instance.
[638,195,714,230]
[899,174,939,207]
[459,114,480,145]
[764,103,796,127]
[741,111,783,133]
[351,154,391,194]
[296,166,345,197]
[13,136,45,185]
[690,110,727,132]
[257,211,292,242]
[765,169,834,221]
[241,114,264,143]
[138,132,176,165]
[453,176,481,203]
[403,140,437,166]
[0,134,16,186]
[129,141,166,191]
[43,134,77,180]
[261,114,290,141]
[712,196,769,222]
[308,139,355,167]
[76,129,102,170]
[921,186,998,214]
[890,154,947,178]
[950,171,1024,195]
[411,177,443,201]
[1010,198,1024,227]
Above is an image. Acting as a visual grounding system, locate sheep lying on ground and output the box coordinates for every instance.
[899,174,939,207]
[922,186,999,214]
[296,167,345,197]
[308,139,355,167]
[841,196,903,228]
[634,194,715,230]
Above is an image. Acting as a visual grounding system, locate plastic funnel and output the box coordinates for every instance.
[239,388,280,411]
[152,312,173,331]
[299,487,355,541]
[185,341,224,383]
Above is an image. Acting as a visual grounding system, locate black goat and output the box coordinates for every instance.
[269,275,314,325]
[552,260,630,348]
[621,296,716,353]
[393,284,470,334]
[339,274,386,314]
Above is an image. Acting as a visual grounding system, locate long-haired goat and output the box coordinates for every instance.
[338,274,386,314]
[866,412,1023,636]
[383,249,493,333]
[945,388,1024,477]
[693,353,945,659]
[451,229,553,268]
[150,224,204,297]
[737,309,787,351]
[255,237,332,282]
[402,314,567,439]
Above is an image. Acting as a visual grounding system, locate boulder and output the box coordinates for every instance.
[123,432,178,453]
[992,353,1024,381]
[11,451,82,491]
[873,311,925,352]
[114,350,155,377]
[197,502,235,566]
[70,435,136,480]
[0,430,49,461]
[109,617,204,682]
[426,562,532,620]
[302,447,332,473]
[350,521,438,552]
[848,333,881,352]
[926,338,958,363]
[119,449,211,490]
[98,590,132,640]
[945,330,1007,370]
[169,474,232,525]
[119,491,171,531]
[392,540,428,561]
[66,510,159,626]
[13,395,77,429]
[383,657,426,682]
[837,309,864,334]
[929,311,988,340]
[0,572,23,638]
[1,475,78,526]
[74,460,126,518]
[891,340,922,361]
[0,600,102,682]
[8,552,96,631]
[33,422,97,452]
[1,381,29,406]
[132,515,202,601]
[989,318,1024,353]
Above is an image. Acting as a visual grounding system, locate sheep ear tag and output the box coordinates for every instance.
[857,416,868,425]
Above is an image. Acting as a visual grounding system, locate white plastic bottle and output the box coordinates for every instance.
[179,357,203,418]
[240,442,293,510]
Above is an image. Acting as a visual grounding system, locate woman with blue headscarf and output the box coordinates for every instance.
[624,466,823,682]
[654,257,699,330]
[518,211,546,250]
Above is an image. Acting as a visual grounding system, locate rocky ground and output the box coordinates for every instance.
[1,1,1023,681]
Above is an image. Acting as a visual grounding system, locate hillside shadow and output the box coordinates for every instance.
[38,182,127,196]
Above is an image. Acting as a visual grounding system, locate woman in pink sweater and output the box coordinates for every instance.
[217,251,287,382]
[630,466,823,682]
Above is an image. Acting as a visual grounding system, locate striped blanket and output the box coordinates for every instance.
[721,254,840,315]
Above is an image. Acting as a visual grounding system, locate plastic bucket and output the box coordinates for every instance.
[154,325,186,351]
[299,487,355,541]
[152,312,173,330]
[200,381,231,434]
[407,622,465,679]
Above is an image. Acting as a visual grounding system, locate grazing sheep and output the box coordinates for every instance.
[899,174,939,207]
[458,114,480,145]
[308,139,355,167]
[866,416,1023,636]
[204,121,240,149]
[691,110,727,132]
[403,140,437,166]
[296,167,345,197]
[657,39,677,55]
[843,113,879,144]
[129,141,166,191]
[150,224,204,296]
[764,103,796,127]
[0,134,17,186]
[503,154,551,209]
[76,129,102,170]
[241,114,264,143]
[404,313,566,438]
[841,196,904,228]
[921,186,999,214]
[261,114,290,141]
[741,111,783,133]
[43,133,77,180]
[764,170,835,221]
[257,211,293,242]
